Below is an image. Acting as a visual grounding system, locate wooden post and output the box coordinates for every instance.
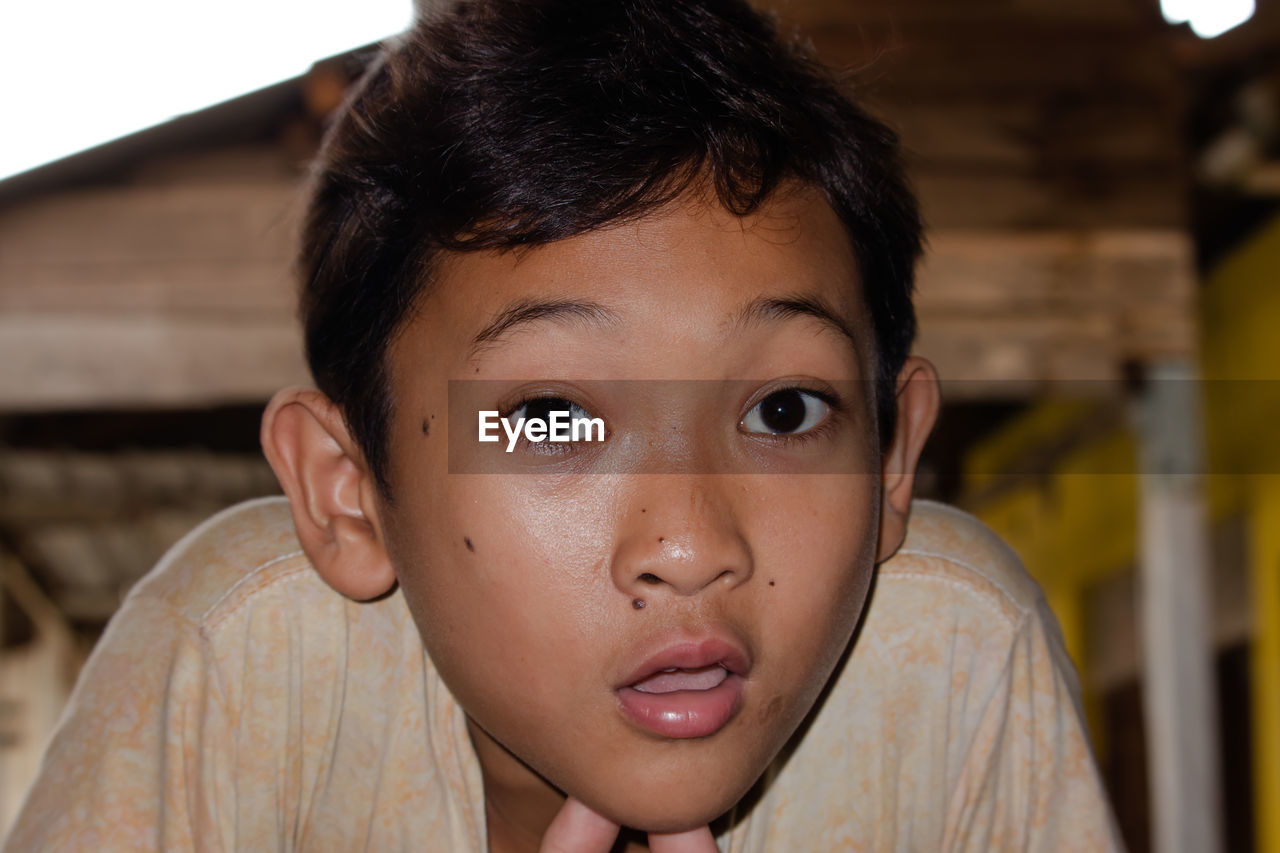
[1133,362,1223,853]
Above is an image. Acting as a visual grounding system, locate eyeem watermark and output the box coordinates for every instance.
[479,410,605,452]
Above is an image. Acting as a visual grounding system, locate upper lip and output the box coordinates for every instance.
[615,630,753,689]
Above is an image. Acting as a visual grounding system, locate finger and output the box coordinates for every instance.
[539,797,621,853]
[649,824,720,853]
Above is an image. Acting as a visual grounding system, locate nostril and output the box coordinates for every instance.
[638,572,663,585]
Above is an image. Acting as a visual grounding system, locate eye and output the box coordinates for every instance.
[507,396,592,425]
[500,395,604,456]
[741,388,832,436]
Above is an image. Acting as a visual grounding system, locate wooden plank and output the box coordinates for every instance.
[915,315,1123,389]
[914,169,1187,228]
[804,25,1177,98]
[915,228,1195,385]
[0,315,309,410]
[130,145,305,186]
[918,230,1195,314]
[0,172,302,319]
[916,229,1197,374]
[0,181,301,267]
[884,95,1182,171]
[0,261,295,314]
[0,452,277,529]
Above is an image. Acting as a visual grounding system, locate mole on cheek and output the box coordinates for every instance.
[421,419,430,436]
[768,579,775,587]
[464,537,475,553]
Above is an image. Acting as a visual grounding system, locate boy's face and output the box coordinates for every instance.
[378,186,889,831]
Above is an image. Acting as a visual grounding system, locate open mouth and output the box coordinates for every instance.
[615,640,750,739]
[630,664,730,694]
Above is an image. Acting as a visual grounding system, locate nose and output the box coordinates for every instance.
[609,475,754,599]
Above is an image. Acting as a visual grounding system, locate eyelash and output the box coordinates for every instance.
[500,396,590,421]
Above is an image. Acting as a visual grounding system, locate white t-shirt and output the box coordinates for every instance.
[5,498,1122,851]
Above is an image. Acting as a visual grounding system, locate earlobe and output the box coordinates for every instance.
[260,388,397,600]
[875,357,941,562]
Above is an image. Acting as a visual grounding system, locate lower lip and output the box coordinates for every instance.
[616,674,745,739]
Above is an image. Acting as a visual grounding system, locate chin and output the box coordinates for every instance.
[602,800,734,836]
[578,762,757,834]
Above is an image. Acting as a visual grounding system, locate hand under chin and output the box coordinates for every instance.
[540,798,720,853]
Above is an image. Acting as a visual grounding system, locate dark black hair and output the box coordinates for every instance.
[300,0,922,494]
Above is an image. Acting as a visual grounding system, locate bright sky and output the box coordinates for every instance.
[1161,0,1255,39]
[0,0,415,181]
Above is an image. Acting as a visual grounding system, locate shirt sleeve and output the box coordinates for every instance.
[3,596,235,852]
[940,595,1125,852]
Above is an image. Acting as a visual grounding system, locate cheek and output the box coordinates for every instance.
[750,474,879,689]
[386,474,627,705]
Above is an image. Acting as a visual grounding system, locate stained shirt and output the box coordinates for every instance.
[4,497,1122,851]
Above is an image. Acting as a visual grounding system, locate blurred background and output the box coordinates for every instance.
[1,0,1278,849]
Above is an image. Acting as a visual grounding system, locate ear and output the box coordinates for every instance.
[260,387,397,600]
[876,356,941,562]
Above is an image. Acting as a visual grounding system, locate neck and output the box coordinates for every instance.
[466,718,566,853]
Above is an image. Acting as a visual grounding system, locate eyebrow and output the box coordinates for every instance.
[733,294,860,349]
[468,298,619,360]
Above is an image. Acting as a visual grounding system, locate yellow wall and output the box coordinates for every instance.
[1202,217,1280,853]
[965,215,1280,851]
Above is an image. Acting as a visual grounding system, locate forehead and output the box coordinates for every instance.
[402,185,869,376]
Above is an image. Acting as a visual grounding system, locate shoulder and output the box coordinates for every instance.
[10,498,460,850]
[125,496,326,631]
[743,501,1087,847]
[877,499,1043,629]
[118,497,421,705]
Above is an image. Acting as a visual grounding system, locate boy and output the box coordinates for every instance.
[5,0,1121,850]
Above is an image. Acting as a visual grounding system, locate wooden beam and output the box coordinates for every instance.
[0,261,295,314]
[0,182,301,268]
[915,229,1197,385]
[914,170,1188,228]
[805,24,1178,96]
[0,315,308,410]
[0,451,279,525]
[883,95,1183,172]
